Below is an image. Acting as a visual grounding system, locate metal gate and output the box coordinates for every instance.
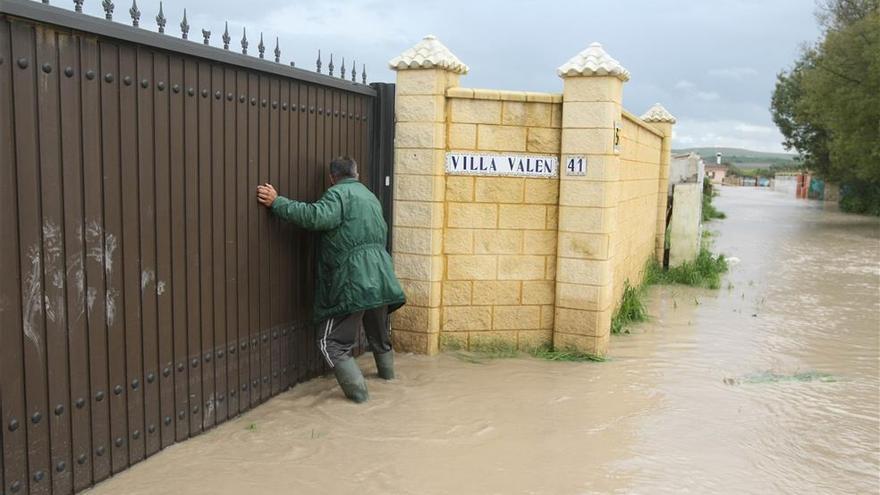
[0,1,395,493]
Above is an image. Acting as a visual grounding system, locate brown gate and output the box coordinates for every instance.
[0,1,395,493]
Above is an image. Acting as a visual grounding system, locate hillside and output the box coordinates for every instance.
[672,147,800,168]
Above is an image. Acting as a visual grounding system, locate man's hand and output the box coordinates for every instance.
[256,183,278,207]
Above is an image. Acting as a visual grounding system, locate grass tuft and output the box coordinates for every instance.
[646,248,729,289]
[610,282,649,335]
[529,345,606,362]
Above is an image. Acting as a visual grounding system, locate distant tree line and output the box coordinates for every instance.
[770,0,880,215]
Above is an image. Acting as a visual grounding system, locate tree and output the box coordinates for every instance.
[771,0,880,214]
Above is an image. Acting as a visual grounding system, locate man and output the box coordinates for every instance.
[256,156,405,403]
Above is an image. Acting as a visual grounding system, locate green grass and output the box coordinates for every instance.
[610,282,648,335]
[448,340,605,364]
[529,345,606,362]
[646,248,729,290]
[702,191,727,221]
[724,371,836,385]
[245,423,257,432]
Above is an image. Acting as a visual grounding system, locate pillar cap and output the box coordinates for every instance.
[388,35,469,74]
[641,103,677,124]
[557,42,630,81]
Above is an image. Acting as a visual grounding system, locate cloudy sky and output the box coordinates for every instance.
[78,0,821,152]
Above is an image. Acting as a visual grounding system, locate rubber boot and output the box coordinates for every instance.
[333,358,369,403]
[374,351,395,380]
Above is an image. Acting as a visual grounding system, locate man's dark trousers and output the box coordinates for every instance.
[319,305,391,367]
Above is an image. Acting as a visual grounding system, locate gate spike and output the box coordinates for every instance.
[74,0,83,13]
[340,57,346,79]
[180,9,189,39]
[241,28,248,54]
[315,49,321,73]
[352,61,357,82]
[328,53,334,76]
[129,0,140,27]
[258,33,265,59]
[274,37,281,63]
[156,2,166,33]
[362,64,367,84]
[202,29,211,45]
[102,0,114,20]
[222,22,230,50]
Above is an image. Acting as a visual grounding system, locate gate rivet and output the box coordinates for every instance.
[252,338,257,345]
[158,81,165,90]
[252,380,258,386]
[104,73,114,83]
[173,84,180,93]
[262,335,268,342]
[10,480,21,492]
[261,99,267,107]
[64,66,74,77]
[272,372,277,378]
[148,424,156,433]
[230,390,236,397]
[31,412,41,424]
[17,57,29,69]
[95,391,105,401]
[192,358,199,367]
[300,104,305,112]
[218,394,224,401]
[75,398,85,408]
[54,405,64,416]
[318,108,323,115]
[147,372,155,383]
[8,419,19,431]
[310,106,315,113]
[229,346,235,354]
[187,87,194,96]
[192,405,199,413]
[227,92,233,101]
[33,470,44,482]
[241,384,247,390]
[205,353,211,362]
[218,350,224,358]
[77,454,87,465]
[215,90,221,99]
[263,376,269,383]
[282,102,287,110]
[201,89,208,97]
[178,410,185,419]
[239,94,245,103]
[132,430,140,439]
[163,367,171,377]
[251,97,256,106]
[123,75,132,85]
[273,331,278,339]
[115,437,123,447]
[241,342,247,350]
[272,101,278,109]
[96,446,105,456]
[56,461,66,472]
[178,362,185,371]
[114,385,123,395]
[86,70,95,80]
[164,416,172,425]
[131,379,140,389]
[140,79,149,88]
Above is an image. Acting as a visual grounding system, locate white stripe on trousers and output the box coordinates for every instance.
[320,318,334,368]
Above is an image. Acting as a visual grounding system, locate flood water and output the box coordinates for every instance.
[85,187,880,495]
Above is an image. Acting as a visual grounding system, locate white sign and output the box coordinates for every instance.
[563,155,587,176]
[446,152,558,178]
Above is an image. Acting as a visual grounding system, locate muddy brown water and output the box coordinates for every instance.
[84,187,880,495]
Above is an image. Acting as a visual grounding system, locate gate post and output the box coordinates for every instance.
[387,35,467,354]
[553,43,629,356]
[641,103,677,262]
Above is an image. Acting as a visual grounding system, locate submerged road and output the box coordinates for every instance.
[85,186,880,495]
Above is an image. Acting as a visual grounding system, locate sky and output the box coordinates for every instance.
[76,0,822,153]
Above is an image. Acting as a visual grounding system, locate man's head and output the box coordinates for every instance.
[329,156,358,184]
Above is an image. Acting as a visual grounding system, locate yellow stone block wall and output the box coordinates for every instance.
[440,89,562,351]
[613,112,664,303]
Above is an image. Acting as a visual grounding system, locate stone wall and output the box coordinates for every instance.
[440,89,562,351]
[387,36,675,356]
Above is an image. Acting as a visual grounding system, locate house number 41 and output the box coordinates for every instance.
[564,155,587,176]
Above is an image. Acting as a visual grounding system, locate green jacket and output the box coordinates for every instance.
[270,178,405,322]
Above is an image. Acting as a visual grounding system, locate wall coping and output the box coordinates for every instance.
[447,87,563,104]
[623,110,664,138]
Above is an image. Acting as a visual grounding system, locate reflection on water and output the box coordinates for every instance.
[85,187,880,495]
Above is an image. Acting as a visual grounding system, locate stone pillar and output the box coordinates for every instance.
[641,103,677,262]
[553,43,629,356]
[387,35,468,354]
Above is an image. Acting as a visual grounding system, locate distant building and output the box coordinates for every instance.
[706,164,729,184]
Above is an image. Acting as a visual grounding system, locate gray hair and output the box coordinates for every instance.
[329,156,358,179]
